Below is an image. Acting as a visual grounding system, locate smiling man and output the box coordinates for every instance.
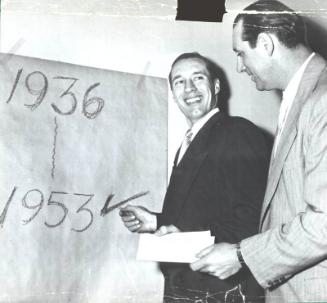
[171,57,219,124]
[120,52,270,302]
[190,1,327,302]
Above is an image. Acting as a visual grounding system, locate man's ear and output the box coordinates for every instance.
[257,32,274,56]
[214,79,220,95]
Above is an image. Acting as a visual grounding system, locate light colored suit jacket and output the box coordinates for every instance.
[240,53,327,303]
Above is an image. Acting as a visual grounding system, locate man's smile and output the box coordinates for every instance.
[184,95,202,105]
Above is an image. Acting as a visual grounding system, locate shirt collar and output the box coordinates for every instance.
[283,52,315,102]
[190,107,219,139]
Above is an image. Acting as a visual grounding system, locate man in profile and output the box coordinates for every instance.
[119,52,269,302]
[191,1,327,302]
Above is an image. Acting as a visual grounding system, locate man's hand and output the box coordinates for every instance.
[190,243,242,279]
[119,205,157,233]
[155,224,181,236]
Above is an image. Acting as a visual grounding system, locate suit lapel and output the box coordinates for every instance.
[165,112,224,222]
[260,54,327,227]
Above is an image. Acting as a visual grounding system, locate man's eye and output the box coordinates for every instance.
[174,80,184,87]
[194,75,204,81]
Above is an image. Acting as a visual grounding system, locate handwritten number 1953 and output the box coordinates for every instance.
[72,193,94,232]
[44,191,69,228]
[0,187,148,231]
[5,69,104,119]
[22,189,44,224]
[20,190,93,232]
[0,187,17,228]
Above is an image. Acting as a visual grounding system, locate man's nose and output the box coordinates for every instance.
[185,79,196,92]
[236,57,245,73]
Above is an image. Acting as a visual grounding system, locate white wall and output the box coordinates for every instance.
[1,0,327,177]
[1,1,327,301]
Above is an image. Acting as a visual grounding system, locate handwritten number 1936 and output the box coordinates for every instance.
[6,69,23,104]
[82,83,105,119]
[52,77,78,115]
[24,71,48,110]
[5,69,104,119]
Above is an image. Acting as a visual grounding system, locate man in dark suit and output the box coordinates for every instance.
[119,52,269,302]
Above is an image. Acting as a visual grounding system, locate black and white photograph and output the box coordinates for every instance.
[0,0,327,302]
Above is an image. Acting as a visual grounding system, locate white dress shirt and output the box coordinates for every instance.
[273,52,315,156]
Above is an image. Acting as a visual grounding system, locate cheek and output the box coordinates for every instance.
[173,90,183,102]
[243,58,252,71]
[197,83,211,94]
[243,54,257,68]
[248,55,266,75]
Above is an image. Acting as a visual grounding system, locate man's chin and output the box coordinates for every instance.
[255,86,265,91]
[188,110,205,123]
[255,81,265,91]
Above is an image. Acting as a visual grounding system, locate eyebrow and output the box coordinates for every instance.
[193,71,206,76]
[172,75,182,83]
[172,70,207,81]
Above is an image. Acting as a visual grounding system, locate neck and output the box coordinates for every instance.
[276,45,312,91]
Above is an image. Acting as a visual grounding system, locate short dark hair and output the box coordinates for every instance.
[168,52,220,89]
[234,0,307,49]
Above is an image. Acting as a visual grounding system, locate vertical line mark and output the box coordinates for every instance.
[51,117,59,179]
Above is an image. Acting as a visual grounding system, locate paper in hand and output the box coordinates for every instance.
[137,231,214,263]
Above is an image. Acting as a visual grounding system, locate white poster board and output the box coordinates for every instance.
[0,53,167,303]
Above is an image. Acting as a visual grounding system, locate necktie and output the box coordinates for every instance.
[185,129,193,147]
[177,129,193,164]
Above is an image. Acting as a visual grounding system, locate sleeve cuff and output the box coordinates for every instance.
[236,242,247,269]
[154,212,160,230]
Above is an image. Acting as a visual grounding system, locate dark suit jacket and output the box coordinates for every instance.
[157,112,270,301]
